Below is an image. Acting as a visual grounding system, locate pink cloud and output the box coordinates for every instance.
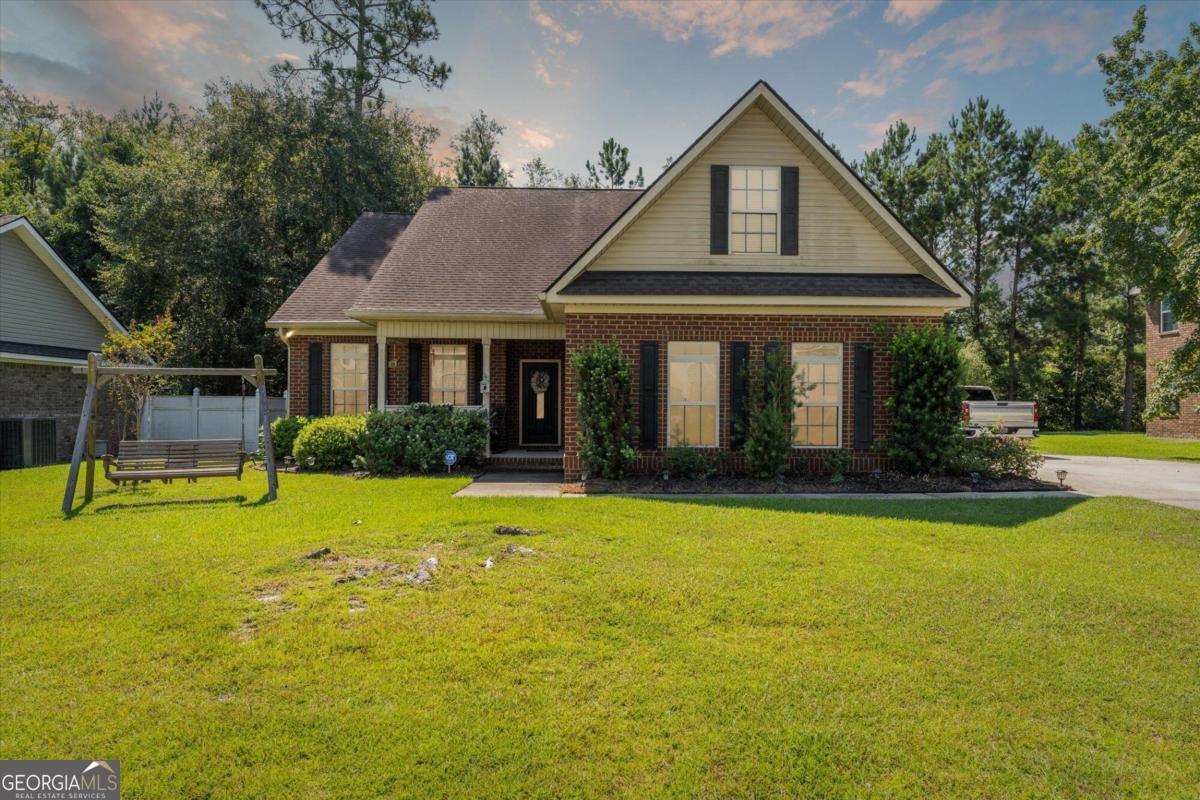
[595,0,861,58]
[883,0,942,27]
[515,122,561,151]
[528,0,582,46]
[847,2,1114,98]
[854,109,937,150]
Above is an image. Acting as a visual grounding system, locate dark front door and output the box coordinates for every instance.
[520,361,560,446]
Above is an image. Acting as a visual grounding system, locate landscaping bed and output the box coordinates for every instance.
[573,473,1061,495]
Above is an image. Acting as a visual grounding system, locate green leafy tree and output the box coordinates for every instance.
[101,314,178,440]
[521,156,561,188]
[1092,8,1199,419]
[999,127,1057,401]
[585,137,643,188]
[570,341,637,479]
[256,0,450,115]
[934,98,1017,364]
[856,120,943,245]
[451,111,510,186]
[95,80,437,386]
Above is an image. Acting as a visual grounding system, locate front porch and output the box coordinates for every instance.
[374,336,566,458]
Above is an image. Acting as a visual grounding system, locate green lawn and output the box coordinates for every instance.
[1034,431,1200,462]
[2,467,1198,799]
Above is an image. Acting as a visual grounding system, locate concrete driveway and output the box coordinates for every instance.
[1038,454,1200,511]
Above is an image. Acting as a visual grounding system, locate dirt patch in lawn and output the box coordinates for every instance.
[572,474,1061,495]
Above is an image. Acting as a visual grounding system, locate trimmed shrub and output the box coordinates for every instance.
[359,405,489,474]
[885,325,966,475]
[571,341,637,479]
[662,446,717,480]
[262,415,309,459]
[950,430,1041,479]
[822,449,853,484]
[742,348,800,479]
[293,415,365,470]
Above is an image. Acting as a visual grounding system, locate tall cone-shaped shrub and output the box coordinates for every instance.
[571,341,637,478]
[885,325,966,475]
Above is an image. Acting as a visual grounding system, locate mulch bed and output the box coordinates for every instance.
[570,474,1062,495]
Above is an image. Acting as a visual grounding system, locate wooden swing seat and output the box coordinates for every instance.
[103,439,249,485]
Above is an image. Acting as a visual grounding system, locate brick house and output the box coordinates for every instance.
[1146,298,1199,439]
[268,81,971,478]
[0,215,125,466]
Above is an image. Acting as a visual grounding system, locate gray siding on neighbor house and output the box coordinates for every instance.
[0,231,108,352]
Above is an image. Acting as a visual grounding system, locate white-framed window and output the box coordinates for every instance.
[1161,299,1179,333]
[792,343,842,447]
[331,342,370,415]
[668,341,719,447]
[730,166,779,254]
[430,344,468,405]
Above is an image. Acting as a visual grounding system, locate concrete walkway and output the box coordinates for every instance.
[1038,454,1200,511]
[455,471,567,498]
[457,458,1200,511]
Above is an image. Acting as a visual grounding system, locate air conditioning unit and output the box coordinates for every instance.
[0,418,58,469]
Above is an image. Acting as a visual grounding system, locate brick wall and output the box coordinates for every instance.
[285,335,377,417]
[562,313,936,479]
[0,362,113,461]
[1145,304,1199,439]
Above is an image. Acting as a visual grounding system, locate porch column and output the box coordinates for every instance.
[376,332,387,410]
[481,337,491,457]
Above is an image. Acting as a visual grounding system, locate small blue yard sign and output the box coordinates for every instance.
[443,449,458,472]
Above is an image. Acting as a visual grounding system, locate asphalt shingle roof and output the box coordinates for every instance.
[350,187,641,317]
[558,271,958,298]
[268,212,413,324]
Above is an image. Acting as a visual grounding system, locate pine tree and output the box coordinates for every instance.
[256,0,450,116]
[451,111,510,187]
[585,137,640,188]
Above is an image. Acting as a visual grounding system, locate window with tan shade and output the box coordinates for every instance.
[668,341,719,447]
[430,344,468,405]
[792,343,842,447]
[331,342,369,415]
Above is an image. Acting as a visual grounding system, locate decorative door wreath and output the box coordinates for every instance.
[530,370,551,419]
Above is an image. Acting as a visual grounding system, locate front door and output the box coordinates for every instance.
[520,361,560,447]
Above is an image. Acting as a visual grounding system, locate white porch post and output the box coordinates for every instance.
[481,337,491,457]
[376,333,387,410]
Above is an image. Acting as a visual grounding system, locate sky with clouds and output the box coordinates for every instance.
[1,0,1193,180]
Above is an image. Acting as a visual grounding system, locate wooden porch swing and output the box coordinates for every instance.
[61,353,280,513]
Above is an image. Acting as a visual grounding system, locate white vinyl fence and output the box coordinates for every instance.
[141,389,288,452]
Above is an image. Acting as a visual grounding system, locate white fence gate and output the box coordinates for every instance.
[141,389,288,451]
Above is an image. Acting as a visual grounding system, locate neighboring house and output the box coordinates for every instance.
[0,215,125,467]
[268,81,970,478]
[1146,298,1199,439]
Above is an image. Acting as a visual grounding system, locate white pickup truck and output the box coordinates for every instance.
[961,386,1039,438]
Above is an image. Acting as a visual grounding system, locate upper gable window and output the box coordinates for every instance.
[730,167,779,254]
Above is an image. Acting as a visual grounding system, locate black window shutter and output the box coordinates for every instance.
[780,166,799,256]
[470,342,483,405]
[710,165,729,255]
[407,342,422,404]
[307,342,323,416]
[853,344,874,450]
[639,341,659,449]
[729,342,750,448]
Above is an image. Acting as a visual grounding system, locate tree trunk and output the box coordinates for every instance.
[1007,243,1021,400]
[1073,290,1088,430]
[353,0,366,116]
[1121,288,1137,431]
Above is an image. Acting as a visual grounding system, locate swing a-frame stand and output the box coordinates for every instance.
[61,354,280,514]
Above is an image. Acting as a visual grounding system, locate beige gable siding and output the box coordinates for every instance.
[0,232,108,350]
[590,105,916,274]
